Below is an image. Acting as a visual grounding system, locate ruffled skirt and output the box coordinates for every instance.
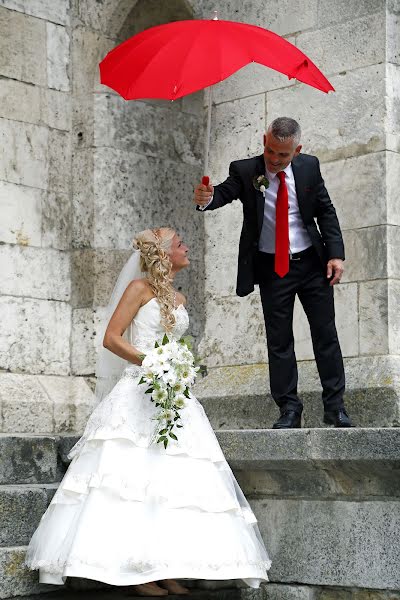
[25,369,271,587]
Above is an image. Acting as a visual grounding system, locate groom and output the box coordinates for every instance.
[193,117,353,428]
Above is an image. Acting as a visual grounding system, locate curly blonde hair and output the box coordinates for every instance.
[133,227,176,332]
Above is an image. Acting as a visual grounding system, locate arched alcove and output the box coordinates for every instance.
[70,0,205,377]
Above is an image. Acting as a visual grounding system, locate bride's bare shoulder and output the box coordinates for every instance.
[125,279,154,303]
[175,291,187,306]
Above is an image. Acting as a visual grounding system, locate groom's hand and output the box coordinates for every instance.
[327,258,344,286]
[193,181,214,207]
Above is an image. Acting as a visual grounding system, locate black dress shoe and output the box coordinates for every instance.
[323,407,354,427]
[272,410,302,429]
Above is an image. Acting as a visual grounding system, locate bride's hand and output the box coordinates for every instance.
[193,181,213,207]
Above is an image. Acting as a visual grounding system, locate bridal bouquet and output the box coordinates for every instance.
[138,335,199,449]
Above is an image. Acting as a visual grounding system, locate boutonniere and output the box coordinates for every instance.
[252,174,269,193]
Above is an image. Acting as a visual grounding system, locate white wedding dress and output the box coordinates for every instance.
[25,298,271,588]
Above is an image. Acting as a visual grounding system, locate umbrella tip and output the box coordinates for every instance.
[212,10,218,20]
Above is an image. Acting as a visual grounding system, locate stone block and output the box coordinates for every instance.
[40,375,96,434]
[76,0,138,37]
[387,151,400,226]
[199,294,267,367]
[209,94,265,184]
[0,297,71,375]
[0,119,48,190]
[387,0,400,65]
[212,57,296,106]
[386,65,400,152]
[48,128,71,194]
[0,8,46,85]
[40,88,71,131]
[70,308,96,376]
[0,181,42,246]
[71,27,115,96]
[389,279,400,355]
[93,94,203,166]
[0,373,53,433]
[265,584,315,600]
[359,280,389,355]
[388,225,400,279]
[93,148,203,254]
[71,147,94,248]
[181,90,203,116]
[298,13,385,77]
[321,152,387,231]
[267,64,386,163]
[317,0,385,27]
[0,245,70,301]
[46,22,70,92]
[0,0,70,26]
[252,498,399,589]
[0,487,49,546]
[0,435,58,484]
[0,547,50,598]
[192,0,318,36]
[0,78,40,124]
[41,190,72,250]
[342,226,387,283]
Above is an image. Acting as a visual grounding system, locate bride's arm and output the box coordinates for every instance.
[103,280,152,366]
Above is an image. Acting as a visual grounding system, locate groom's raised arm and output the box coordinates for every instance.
[194,161,243,211]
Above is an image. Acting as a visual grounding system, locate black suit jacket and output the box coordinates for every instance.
[200,153,345,297]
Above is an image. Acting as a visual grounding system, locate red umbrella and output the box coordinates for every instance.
[100,16,334,175]
[100,18,334,99]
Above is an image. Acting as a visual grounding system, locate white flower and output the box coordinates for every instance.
[163,409,174,421]
[172,381,185,394]
[152,388,167,403]
[174,394,186,409]
[260,185,266,193]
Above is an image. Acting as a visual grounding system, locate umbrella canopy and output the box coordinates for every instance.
[100,18,334,100]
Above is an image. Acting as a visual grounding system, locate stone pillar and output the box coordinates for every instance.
[191,0,400,426]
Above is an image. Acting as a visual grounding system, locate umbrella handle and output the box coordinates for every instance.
[202,176,209,186]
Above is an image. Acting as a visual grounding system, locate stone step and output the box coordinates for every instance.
[0,545,243,600]
[0,435,59,486]
[0,485,58,547]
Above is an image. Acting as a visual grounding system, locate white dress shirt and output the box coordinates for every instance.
[259,163,312,254]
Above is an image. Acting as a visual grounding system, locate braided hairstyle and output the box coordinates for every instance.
[133,227,176,332]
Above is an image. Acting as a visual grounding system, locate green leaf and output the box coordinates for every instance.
[162,333,169,345]
[169,432,178,440]
[155,341,159,348]
[159,428,168,435]
[138,377,146,385]
[163,439,168,449]
[176,424,183,428]
[145,388,154,394]
[183,389,190,398]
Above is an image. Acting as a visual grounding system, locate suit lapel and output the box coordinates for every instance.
[291,156,307,220]
[253,154,266,234]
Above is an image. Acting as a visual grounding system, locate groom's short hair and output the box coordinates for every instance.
[268,117,301,146]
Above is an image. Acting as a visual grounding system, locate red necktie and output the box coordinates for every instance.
[275,171,289,277]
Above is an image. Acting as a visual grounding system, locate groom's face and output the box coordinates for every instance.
[263,132,302,173]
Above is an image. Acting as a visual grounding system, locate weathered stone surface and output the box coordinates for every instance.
[342,226,387,283]
[48,128,71,194]
[0,8,46,85]
[264,583,315,600]
[0,0,70,26]
[389,279,400,355]
[41,375,96,434]
[387,151,400,226]
[209,94,265,184]
[359,280,388,355]
[0,546,50,598]
[0,373,52,433]
[41,190,72,250]
[94,94,203,166]
[70,308,96,376]
[298,12,385,76]
[252,498,399,589]
[321,152,387,231]
[0,245,70,301]
[267,64,386,163]
[0,435,58,484]
[0,181,42,247]
[0,78,40,124]
[317,0,385,27]
[71,147,94,249]
[192,0,318,36]
[0,486,50,546]
[93,148,203,253]
[388,225,400,279]
[386,63,400,153]
[46,22,70,92]
[0,119,48,190]
[0,297,71,375]
[40,88,71,131]
[387,0,400,65]
[198,294,267,367]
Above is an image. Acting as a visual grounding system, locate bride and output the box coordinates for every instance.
[25,227,271,594]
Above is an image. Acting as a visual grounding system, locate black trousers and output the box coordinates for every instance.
[257,247,345,415]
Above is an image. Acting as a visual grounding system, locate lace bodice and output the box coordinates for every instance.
[128,298,189,353]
